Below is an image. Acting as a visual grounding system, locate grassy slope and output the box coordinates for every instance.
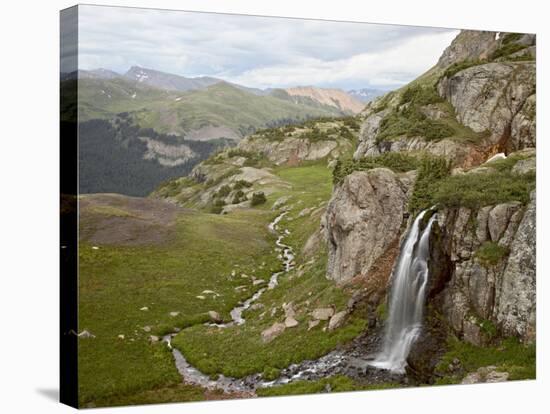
[171,162,366,379]
[78,208,280,406]
[75,78,345,135]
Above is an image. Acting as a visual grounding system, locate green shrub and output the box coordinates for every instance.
[342,116,361,131]
[231,190,247,204]
[491,42,527,60]
[250,191,267,206]
[332,152,420,184]
[501,32,523,45]
[432,171,535,209]
[233,179,253,190]
[442,59,486,79]
[435,336,536,381]
[376,302,388,321]
[210,198,226,214]
[475,242,510,267]
[216,184,231,197]
[262,367,281,381]
[408,156,451,213]
[399,84,443,106]
[377,105,453,143]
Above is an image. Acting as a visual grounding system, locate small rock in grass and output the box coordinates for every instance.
[261,322,286,343]
[328,311,347,331]
[208,311,222,323]
[77,330,95,339]
[117,334,125,340]
[308,320,320,330]
[140,306,149,311]
[485,371,509,383]
[250,303,265,311]
[196,295,206,300]
[142,326,151,332]
[284,316,299,328]
[92,246,99,250]
[312,307,334,321]
[253,279,265,286]
[149,335,160,343]
[169,312,180,317]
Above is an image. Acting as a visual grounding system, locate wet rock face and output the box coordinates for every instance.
[438,62,536,151]
[324,168,413,282]
[435,191,536,344]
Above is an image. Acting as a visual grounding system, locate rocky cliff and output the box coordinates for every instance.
[353,31,536,166]
[431,186,536,344]
[324,30,536,347]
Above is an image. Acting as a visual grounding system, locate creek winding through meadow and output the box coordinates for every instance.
[161,211,409,394]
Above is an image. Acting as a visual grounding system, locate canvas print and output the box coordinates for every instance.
[60,5,536,408]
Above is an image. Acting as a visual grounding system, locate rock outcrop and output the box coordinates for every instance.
[438,62,536,151]
[239,135,350,166]
[353,30,536,164]
[433,190,536,344]
[325,168,415,282]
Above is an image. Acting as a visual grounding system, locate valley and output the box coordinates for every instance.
[73,29,536,407]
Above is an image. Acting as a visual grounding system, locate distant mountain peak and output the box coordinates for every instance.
[347,88,389,103]
[283,86,365,114]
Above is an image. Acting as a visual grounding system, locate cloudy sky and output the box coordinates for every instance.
[71,5,459,90]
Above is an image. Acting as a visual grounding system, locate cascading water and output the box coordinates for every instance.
[370,209,437,374]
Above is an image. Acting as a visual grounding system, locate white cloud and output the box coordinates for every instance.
[76,5,459,90]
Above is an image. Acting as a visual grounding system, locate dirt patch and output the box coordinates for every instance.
[79,193,185,246]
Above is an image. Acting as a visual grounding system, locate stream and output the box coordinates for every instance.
[162,211,410,395]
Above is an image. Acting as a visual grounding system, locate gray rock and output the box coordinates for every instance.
[284,316,299,328]
[208,311,222,324]
[325,168,411,282]
[328,311,347,331]
[512,157,536,175]
[149,335,160,343]
[261,322,286,343]
[496,191,536,341]
[438,61,536,150]
[312,307,335,321]
[461,366,509,384]
[461,372,482,385]
[488,202,522,242]
[272,196,291,210]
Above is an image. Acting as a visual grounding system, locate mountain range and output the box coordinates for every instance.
[61,66,372,195]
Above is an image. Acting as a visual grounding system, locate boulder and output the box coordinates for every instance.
[261,322,286,343]
[208,311,222,324]
[512,157,536,175]
[461,366,509,384]
[325,168,411,282]
[284,316,299,328]
[328,311,347,331]
[312,307,334,321]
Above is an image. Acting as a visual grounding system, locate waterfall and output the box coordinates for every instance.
[371,209,437,374]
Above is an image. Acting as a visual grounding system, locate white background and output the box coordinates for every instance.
[0,0,547,412]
